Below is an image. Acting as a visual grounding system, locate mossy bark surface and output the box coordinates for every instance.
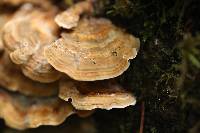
[93,0,200,133]
[0,0,200,133]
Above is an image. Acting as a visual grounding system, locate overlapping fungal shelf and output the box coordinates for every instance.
[0,0,139,130]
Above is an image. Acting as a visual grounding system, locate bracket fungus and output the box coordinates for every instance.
[59,79,136,110]
[45,18,140,81]
[0,53,58,97]
[2,6,61,83]
[55,0,93,29]
[0,88,75,130]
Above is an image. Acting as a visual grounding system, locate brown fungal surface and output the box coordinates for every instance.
[59,79,136,110]
[0,53,58,97]
[0,88,75,130]
[55,0,93,29]
[45,18,140,81]
[2,6,61,83]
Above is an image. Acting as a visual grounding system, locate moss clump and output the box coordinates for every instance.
[94,0,200,133]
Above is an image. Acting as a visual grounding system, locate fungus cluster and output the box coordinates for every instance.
[2,5,60,83]
[0,0,139,130]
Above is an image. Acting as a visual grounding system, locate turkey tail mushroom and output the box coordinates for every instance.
[0,53,58,97]
[59,79,136,110]
[2,6,61,83]
[0,88,75,130]
[55,0,93,29]
[45,18,140,81]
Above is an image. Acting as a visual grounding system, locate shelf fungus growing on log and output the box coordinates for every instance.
[2,7,61,83]
[59,79,136,110]
[55,0,93,29]
[45,18,140,81]
[0,53,58,97]
[0,88,75,130]
[0,1,138,130]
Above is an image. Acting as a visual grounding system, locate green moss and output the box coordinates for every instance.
[178,34,200,69]
[94,0,200,133]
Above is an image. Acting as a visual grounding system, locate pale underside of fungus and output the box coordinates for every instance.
[2,6,61,83]
[0,53,58,97]
[55,0,93,29]
[59,79,136,110]
[45,18,140,81]
[0,88,75,130]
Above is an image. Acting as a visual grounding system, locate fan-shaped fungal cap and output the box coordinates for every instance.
[45,18,140,81]
[2,6,61,83]
[55,0,93,29]
[59,79,136,110]
[0,88,75,130]
[0,53,58,97]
